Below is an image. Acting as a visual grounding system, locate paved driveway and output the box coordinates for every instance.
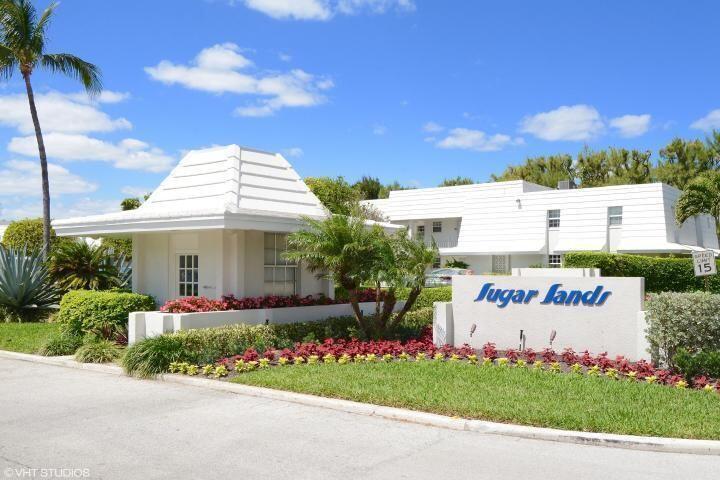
[0,358,718,480]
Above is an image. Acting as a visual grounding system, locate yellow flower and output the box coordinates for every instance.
[532,360,544,370]
[278,356,289,366]
[570,363,582,374]
[307,355,319,365]
[433,353,444,361]
[703,384,715,393]
[293,356,305,365]
[605,368,618,379]
[467,354,478,365]
[449,353,461,362]
[366,353,377,363]
[322,354,336,364]
[415,352,427,361]
[515,359,527,368]
[383,354,394,363]
[482,357,493,367]
[497,357,509,367]
[675,380,688,389]
[645,375,657,384]
[258,358,270,368]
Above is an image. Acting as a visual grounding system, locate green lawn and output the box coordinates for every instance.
[0,322,60,353]
[232,362,720,440]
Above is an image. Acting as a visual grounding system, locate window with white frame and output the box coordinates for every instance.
[264,233,297,296]
[433,256,441,269]
[548,254,562,268]
[178,254,199,297]
[432,221,442,233]
[416,225,425,241]
[547,209,560,229]
[608,206,623,226]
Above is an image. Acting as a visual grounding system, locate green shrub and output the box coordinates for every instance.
[646,292,720,364]
[75,337,122,363]
[398,307,433,330]
[1,218,74,255]
[397,286,452,310]
[674,349,720,382]
[272,316,360,343]
[122,324,282,377]
[564,252,720,293]
[38,331,83,356]
[58,290,155,339]
[0,306,54,323]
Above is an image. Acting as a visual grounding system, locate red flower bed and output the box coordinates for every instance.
[161,288,383,313]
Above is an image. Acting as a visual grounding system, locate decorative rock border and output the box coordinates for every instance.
[1,349,719,456]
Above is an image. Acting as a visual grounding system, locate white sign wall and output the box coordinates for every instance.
[447,275,647,360]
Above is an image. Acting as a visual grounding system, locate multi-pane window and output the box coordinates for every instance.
[432,221,442,233]
[548,254,562,268]
[432,256,441,269]
[178,254,199,297]
[547,209,561,228]
[264,233,297,296]
[416,225,425,241]
[608,206,623,226]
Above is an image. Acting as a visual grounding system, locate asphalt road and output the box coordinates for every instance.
[1,357,718,480]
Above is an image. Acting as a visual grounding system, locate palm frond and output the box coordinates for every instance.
[0,0,36,56]
[41,53,102,95]
[0,44,17,79]
[29,1,57,54]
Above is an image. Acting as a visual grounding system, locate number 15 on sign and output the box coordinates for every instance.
[693,250,717,277]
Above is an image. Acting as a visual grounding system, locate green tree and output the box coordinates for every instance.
[285,215,436,338]
[378,181,413,199]
[655,137,718,189]
[49,241,122,292]
[675,171,720,242]
[305,176,359,215]
[0,0,102,259]
[491,154,574,188]
[121,198,141,211]
[576,147,652,187]
[353,176,383,200]
[0,217,72,254]
[439,176,474,187]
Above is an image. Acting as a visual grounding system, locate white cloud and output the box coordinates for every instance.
[244,0,331,20]
[278,52,292,62]
[146,43,332,117]
[121,186,152,197]
[690,109,720,131]
[436,128,522,152]
[0,159,96,196]
[0,91,131,135]
[242,0,414,20]
[609,114,651,138]
[8,133,175,172]
[520,104,604,141]
[422,121,444,133]
[372,124,387,135]
[282,147,304,157]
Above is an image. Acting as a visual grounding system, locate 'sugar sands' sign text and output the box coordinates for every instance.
[474,282,612,308]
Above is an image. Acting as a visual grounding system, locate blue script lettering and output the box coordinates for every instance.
[475,282,611,308]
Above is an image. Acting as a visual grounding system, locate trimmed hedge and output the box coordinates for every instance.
[58,290,155,340]
[646,292,720,365]
[564,252,720,293]
[397,286,452,309]
[122,323,282,377]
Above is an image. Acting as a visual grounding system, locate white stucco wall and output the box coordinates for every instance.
[132,229,330,304]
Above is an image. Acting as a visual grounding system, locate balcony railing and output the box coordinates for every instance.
[419,236,458,248]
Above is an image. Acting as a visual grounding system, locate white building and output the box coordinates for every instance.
[54,145,398,304]
[364,180,719,274]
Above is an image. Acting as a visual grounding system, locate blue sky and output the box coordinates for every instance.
[1,0,719,219]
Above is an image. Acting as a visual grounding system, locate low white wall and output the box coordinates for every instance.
[129,301,404,344]
[511,268,601,277]
[435,275,648,360]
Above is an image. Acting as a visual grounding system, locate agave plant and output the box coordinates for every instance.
[0,246,59,320]
[49,241,122,291]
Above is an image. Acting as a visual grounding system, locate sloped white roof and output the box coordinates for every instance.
[53,145,329,236]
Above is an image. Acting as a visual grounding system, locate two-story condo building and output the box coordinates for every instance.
[363,180,719,274]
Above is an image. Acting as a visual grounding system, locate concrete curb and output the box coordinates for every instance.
[2,349,719,455]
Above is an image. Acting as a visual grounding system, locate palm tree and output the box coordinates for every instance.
[49,241,122,292]
[675,170,720,242]
[0,0,101,259]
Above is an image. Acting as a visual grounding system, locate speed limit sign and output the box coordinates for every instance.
[693,250,717,277]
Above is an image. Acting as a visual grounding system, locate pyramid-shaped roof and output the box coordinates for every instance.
[53,145,328,236]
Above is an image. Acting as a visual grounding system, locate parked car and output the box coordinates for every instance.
[424,268,472,287]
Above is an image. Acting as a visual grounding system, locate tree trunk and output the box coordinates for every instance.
[388,286,421,330]
[345,282,371,338]
[23,72,51,260]
[378,289,397,333]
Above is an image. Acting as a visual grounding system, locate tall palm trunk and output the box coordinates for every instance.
[22,71,51,260]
